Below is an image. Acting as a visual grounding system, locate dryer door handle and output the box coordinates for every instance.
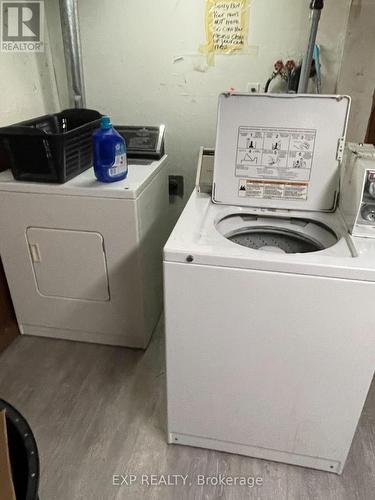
[29,243,42,263]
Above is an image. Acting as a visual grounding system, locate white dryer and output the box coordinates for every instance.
[0,157,169,348]
[164,94,375,473]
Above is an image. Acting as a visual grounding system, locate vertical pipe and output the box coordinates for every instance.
[59,0,86,108]
[298,0,324,94]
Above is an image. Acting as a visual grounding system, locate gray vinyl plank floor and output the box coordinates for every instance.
[0,319,374,500]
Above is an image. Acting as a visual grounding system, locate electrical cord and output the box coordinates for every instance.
[264,78,273,93]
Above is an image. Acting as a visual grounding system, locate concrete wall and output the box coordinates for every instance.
[46,0,351,207]
[45,0,70,111]
[0,21,58,126]
[337,0,375,142]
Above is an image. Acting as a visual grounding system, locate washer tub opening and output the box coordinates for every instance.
[215,214,338,254]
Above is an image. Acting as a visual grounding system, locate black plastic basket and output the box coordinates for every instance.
[0,109,102,183]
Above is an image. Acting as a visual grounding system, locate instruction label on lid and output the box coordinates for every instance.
[235,126,316,183]
[213,93,351,210]
[238,179,308,200]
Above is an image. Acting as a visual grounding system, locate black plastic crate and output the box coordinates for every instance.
[0,108,102,183]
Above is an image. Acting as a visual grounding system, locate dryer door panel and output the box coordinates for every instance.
[0,192,145,345]
[26,228,109,301]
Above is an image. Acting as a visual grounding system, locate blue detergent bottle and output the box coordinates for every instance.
[93,116,128,182]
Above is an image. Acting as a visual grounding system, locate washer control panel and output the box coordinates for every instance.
[340,143,375,237]
[360,170,375,223]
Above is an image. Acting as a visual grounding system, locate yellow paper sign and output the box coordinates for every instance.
[200,0,250,61]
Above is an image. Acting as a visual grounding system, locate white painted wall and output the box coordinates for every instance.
[0,23,58,126]
[45,0,70,111]
[43,0,352,213]
[67,0,350,204]
[338,0,375,142]
[0,0,354,197]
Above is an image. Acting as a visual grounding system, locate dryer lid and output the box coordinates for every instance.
[212,93,351,211]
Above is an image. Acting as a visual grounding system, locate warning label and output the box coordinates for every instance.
[235,126,316,182]
[239,179,308,200]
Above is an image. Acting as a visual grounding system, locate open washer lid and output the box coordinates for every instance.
[212,93,351,212]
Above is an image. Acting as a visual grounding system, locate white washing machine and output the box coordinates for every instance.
[164,94,375,473]
[0,157,169,348]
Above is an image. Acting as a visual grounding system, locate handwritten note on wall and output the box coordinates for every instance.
[200,0,250,60]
